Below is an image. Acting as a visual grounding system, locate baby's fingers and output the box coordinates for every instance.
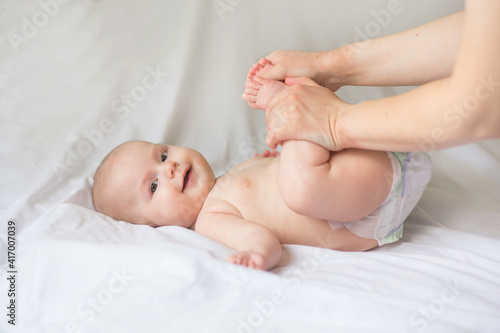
[227,252,266,270]
[227,253,243,265]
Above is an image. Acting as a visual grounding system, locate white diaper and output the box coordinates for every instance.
[328,151,432,246]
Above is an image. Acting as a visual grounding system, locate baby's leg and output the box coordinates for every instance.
[243,62,287,110]
[279,141,393,223]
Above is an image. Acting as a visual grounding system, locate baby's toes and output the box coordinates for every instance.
[259,57,272,66]
[245,80,261,93]
[247,69,257,80]
[242,93,258,108]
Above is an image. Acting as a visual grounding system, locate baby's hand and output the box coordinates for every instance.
[254,150,280,158]
[227,251,267,270]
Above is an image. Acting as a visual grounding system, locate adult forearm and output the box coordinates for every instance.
[326,11,464,87]
[336,1,500,152]
[264,2,499,152]
[337,75,500,152]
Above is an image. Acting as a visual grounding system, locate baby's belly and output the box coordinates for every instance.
[219,157,330,244]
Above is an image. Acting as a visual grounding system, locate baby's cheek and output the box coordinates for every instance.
[193,191,208,209]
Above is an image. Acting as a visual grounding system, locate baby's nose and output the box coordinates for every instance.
[163,161,179,178]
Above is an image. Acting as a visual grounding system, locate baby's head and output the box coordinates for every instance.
[92,140,216,228]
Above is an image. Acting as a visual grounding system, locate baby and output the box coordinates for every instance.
[92,63,432,271]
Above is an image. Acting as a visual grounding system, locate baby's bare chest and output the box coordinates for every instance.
[211,157,321,235]
[215,158,283,219]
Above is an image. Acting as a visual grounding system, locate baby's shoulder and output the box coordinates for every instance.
[195,196,243,232]
[198,195,243,220]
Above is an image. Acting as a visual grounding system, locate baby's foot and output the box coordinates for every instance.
[242,61,288,111]
[245,57,272,82]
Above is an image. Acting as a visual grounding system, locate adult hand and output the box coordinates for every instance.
[265,77,348,151]
[256,50,345,92]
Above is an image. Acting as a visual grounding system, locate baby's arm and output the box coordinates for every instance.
[195,199,282,270]
[278,140,392,223]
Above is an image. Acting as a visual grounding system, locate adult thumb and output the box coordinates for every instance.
[284,77,319,87]
[258,66,284,81]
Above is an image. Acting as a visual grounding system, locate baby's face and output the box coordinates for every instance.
[107,141,216,228]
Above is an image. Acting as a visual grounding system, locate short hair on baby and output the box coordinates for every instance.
[92,142,131,222]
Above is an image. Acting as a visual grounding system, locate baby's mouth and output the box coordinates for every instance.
[182,168,191,192]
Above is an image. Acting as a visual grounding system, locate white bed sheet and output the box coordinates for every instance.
[2,0,500,332]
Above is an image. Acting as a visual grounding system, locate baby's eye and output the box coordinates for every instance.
[151,180,158,193]
[161,152,168,162]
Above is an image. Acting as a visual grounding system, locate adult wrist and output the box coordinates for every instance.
[317,47,357,90]
[332,101,355,150]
